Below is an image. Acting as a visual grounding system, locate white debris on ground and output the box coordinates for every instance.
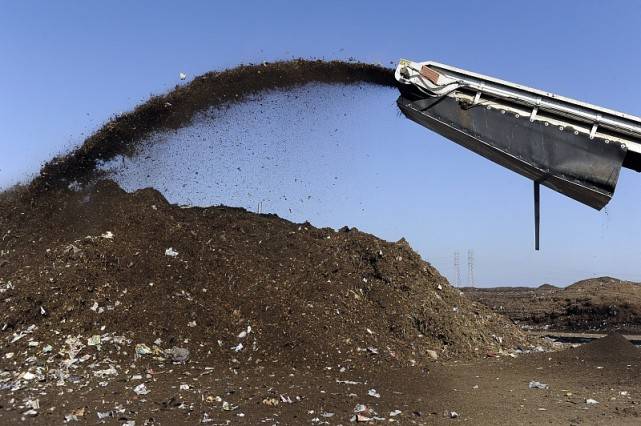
[0,323,210,422]
[167,347,190,363]
[133,383,150,395]
[367,388,380,398]
[528,381,549,390]
[100,231,114,239]
[237,325,251,339]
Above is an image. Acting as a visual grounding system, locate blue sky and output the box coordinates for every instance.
[2,1,641,286]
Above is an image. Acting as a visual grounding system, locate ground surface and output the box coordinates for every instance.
[1,334,640,425]
[462,277,641,333]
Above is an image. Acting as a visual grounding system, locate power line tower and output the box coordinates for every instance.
[467,249,475,286]
[453,251,461,287]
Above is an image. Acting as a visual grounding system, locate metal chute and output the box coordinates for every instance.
[395,59,641,249]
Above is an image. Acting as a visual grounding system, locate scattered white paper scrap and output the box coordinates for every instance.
[101,231,114,239]
[165,248,179,257]
[238,326,251,339]
[133,383,150,395]
[135,344,152,356]
[336,379,360,385]
[528,381,549,390]
[222,401,238,411]
[22,372,36,381]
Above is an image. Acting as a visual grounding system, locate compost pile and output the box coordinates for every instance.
[463,276,641,333]
[0,181,530,369]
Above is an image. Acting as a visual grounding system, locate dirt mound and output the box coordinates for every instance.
[0,180,532,369]
[566,276,638,291]
[464,278,641,333]
[30,59,396,193]
[538,283,557,290]
[555,333,641,364]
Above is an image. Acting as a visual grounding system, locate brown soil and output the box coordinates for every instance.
[1,181,529,368]
[30,59,396,193]
[462,277,641,333]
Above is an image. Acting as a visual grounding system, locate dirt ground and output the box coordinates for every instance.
[1,333,640,425]
[462,277,641,333]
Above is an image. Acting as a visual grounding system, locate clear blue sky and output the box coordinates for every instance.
[2,1,641,286]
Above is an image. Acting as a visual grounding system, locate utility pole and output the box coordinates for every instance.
[467,249,475,286]
[453,251,461,287]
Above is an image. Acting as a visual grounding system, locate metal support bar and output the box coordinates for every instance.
[534,181,540,251]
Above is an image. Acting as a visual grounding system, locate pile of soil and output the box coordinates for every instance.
[557,332,641,364]
[0,181,532,369]
[462,277,641,333]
